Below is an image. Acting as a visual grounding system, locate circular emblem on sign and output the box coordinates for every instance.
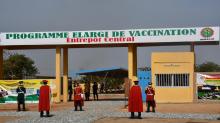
[201,27,214,38]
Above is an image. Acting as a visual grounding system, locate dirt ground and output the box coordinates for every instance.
[0,102,74,111]
[0,116,24,123]
[94,117,220,123]
[0,100,220,114]
[123,101,220,114]
[1,100,220,114]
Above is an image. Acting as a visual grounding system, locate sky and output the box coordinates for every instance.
[0,0,220,76]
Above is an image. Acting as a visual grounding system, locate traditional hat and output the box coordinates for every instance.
[42,80,48,84]
[18,81,24,85]
[75,81,80,85]
[133,76,139,85]
[148,82,153,87]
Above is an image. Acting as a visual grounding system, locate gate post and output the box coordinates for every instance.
[128,44,137,85]
[55,47,61,102]
[63,47,68,102]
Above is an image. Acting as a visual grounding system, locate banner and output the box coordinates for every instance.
[196,73,220,86]
[0,27,219,46]
[0,79,55,104]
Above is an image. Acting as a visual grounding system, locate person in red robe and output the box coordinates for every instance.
[145,83,156,112]
[128,79,143,119]
[74,82,84,111]
[39,80,51,117]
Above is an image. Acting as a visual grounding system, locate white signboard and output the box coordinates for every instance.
[0,27,219,46]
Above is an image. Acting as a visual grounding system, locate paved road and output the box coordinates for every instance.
[0,101,219,123]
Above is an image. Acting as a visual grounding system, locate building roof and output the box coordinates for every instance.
[75,67,128,78]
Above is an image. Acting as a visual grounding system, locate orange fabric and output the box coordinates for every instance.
[128,85,143,112]
[39,85,50,112]
[74,86,84,106]
[74,86,82,100]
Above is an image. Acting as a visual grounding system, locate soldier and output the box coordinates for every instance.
[92,82,98,100]
[84,82,90,101]
[74,82,84,111]
[68,78,73,101]
[16,81,26,111]
[128,78,143,119]
[39,80,51,117]
[145,83,156,112]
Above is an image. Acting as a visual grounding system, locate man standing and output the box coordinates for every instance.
[128,78,143,119]
[92,82,98,100]
[68,78,73,101]
[145,83,156,112]
[39,80,51,117]
[16,81,26,111]
[84,82,90,101]
[74,82,84,111]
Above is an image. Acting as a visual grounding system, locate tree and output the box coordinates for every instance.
[3,53,39,79]
[196,61,220,72]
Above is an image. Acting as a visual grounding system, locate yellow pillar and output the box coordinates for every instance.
[128,44,137,84]
[63,47,68,102]
[55,47,61,103]
[190,42,197,102]
[0,47,3,79]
